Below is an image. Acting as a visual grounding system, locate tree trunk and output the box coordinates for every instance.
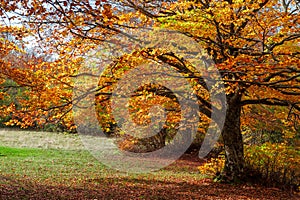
[220,93,245,182]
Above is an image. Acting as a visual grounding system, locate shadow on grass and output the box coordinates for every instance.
[1,175,298,200]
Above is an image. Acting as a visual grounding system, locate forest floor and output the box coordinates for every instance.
[0,129,299,199]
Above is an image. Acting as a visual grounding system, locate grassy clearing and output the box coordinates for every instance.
[0,145,202,184]
[0,129,298,199]
[0,146,108,183]
[0,130,205,186]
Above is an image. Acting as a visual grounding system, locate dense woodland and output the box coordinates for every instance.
[0,0,299,193]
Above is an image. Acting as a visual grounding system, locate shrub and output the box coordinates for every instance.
[198,155,225,177]
[244,142,300,191]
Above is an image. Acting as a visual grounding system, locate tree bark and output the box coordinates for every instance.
[220,93,245,182]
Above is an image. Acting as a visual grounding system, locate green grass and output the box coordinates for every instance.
[0,129,204,183]
[0,146,112,184]
[0,145,203,186]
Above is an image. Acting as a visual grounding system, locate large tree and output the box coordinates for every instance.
[1,0,300,181]
[160,0,300,180]
[120,0,300,181]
